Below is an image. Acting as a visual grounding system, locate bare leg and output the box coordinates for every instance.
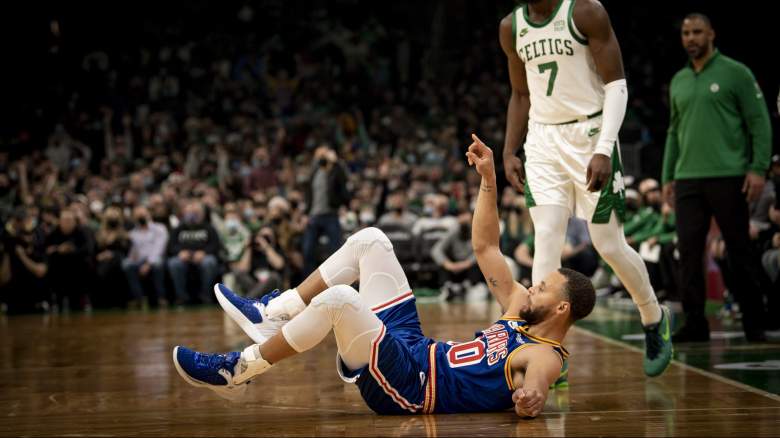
[257,331,298,364]
[295,269,329,304]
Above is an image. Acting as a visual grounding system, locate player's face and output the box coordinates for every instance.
[520,271,569,324]
[681,18,714,60]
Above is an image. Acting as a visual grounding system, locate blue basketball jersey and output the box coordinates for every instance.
[429,317,569,414]
[342,297,569,415]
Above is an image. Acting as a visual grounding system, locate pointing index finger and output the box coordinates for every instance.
[471,133,485,147]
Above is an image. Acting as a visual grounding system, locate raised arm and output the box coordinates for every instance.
[500,13,531,193]
[466,134,521,311]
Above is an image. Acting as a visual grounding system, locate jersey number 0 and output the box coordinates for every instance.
[447,339,486,368]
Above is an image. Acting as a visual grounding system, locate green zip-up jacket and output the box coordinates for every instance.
[662,50,772,184]
[631,212,676,246]
[623,207,657,238]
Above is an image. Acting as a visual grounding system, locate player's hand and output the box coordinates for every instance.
[512,388,544,418]
[465,134,496,179]
[586,154,611,192]
[742,172,765,203]
[178,250,192,262]
[503,155,526,193]
[192,250,206,264]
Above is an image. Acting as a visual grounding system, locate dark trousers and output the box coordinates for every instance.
[302,213,343,276]
[675,177,766,335]
[94,254,129,308]
[563,246,599,278]
[122,259,167,302]
[48,255,90,310]
[642,242,680,301]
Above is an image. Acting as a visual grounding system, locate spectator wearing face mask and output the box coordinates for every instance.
[45,208,93,311]
[412,193,458,236]
[93,206,130,308]
[244,147,279,195]
[123,205,169,307]
[378,191,418,231]
[1,206,48,313]
[147,193,172,230]
[499,188,531,258]
[166,200,222,304]
[240,225,286,297]
[630,179,678,301]
[217,207,252,294]
[302,146,350,275]
[431,210,480,300]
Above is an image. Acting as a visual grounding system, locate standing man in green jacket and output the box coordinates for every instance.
[662,13,772,342]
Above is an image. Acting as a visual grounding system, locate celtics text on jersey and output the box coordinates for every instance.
[513,0,604,124]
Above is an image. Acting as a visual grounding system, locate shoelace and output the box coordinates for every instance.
[259,289,282,306]
[195,352,233,372]
[645,326,662,360]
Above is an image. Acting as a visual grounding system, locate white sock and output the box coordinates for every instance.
[233,344,272,384]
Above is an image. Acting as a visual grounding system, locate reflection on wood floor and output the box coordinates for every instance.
[1,300,779,437]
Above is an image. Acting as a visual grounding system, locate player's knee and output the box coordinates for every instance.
[350,227,390,245]
[310,285,362,313]
[534,221,563,241]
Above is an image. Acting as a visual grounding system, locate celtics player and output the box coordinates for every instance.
[500,0,672,377]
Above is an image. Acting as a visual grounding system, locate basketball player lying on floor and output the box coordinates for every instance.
[173,134,596,418]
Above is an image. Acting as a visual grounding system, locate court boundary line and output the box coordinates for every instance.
[542,406,780,416]
[572,326,780,403]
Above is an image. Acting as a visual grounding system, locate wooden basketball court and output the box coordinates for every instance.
[2,301,779,437]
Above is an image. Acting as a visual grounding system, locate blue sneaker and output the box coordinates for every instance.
[172,346,247,401]
[214,284,285,344]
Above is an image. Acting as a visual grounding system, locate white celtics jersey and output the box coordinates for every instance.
[514,0,604,124]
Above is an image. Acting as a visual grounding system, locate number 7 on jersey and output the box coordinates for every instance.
[538,61,558,96]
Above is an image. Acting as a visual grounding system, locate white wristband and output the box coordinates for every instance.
[595,78,628,158]
[594,140,615,158]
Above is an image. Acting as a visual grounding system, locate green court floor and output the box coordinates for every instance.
[576,300,780,395]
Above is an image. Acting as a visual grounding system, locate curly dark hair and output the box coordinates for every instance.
[558,267,596,322]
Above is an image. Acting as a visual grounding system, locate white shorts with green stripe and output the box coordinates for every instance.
[523,118,626,224]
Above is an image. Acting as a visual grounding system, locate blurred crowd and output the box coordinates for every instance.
[1,2,778,316]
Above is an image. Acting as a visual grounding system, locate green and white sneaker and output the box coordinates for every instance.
[643,305,674,377]
[549,359,569,389]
